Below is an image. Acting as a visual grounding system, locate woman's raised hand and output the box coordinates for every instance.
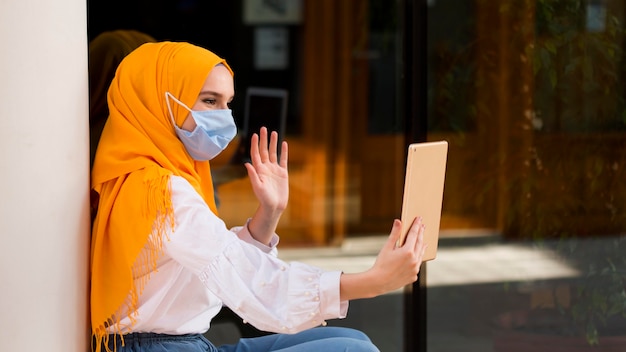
[244,127,289,214]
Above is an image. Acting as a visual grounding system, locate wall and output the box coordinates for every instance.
[0,0,90,350]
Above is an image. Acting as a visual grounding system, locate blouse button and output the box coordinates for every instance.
[314,296,320,302]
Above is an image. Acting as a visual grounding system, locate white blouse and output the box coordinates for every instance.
[109,175,348,335]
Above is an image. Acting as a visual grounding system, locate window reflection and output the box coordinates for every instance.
[427,0,626,350]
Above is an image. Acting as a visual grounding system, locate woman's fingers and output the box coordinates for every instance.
[405,217,427,264]
[249,132,261,165]
[386,219,403,251]
[252,127,283,165]
[401,217,421,249]
[279,141,288,168]
[258,127,269,161]
[411,217,426,253]
[268,130,278,163]
[399,217,427,272]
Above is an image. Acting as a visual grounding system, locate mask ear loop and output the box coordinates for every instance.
[164,92,192,128]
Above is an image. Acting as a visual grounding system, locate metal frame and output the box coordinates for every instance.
[402,0,428,351]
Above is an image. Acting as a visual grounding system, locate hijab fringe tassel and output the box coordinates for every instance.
[92,173,174,352]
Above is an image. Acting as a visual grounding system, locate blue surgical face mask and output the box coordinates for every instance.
[165,92,237,161]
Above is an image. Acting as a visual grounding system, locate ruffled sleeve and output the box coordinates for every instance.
[163,176,349,333]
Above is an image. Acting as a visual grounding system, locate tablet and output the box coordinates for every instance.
[398,141,448,261]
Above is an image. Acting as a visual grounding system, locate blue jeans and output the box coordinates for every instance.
[105,327,380,352]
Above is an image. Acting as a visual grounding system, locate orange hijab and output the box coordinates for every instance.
[90,42,232,350]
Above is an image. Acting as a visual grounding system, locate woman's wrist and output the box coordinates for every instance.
[339,270,385,301]
[247,206,282,246]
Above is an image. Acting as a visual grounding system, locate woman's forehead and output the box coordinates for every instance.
[199,65,235,98]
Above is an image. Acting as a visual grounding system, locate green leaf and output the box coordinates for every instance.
[549,69,557,88]
[586,322,599,346]
[545,41,557,54]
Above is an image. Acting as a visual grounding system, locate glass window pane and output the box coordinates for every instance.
[427,0,626,350]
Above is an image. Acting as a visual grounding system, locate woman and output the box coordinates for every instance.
[91,41,427,352]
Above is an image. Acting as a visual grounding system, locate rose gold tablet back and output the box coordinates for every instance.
[399,141,448,261]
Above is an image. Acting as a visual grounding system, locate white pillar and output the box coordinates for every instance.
[0,0,90,350]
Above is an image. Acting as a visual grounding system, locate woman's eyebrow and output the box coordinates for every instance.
[198,90,221,97]
[198,91,234,100]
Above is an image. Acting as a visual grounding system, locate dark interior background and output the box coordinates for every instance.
[87,0,303,134]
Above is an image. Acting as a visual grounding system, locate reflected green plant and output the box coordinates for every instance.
[505,0,626,346]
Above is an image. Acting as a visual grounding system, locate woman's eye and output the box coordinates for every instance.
[204,99,217,105]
